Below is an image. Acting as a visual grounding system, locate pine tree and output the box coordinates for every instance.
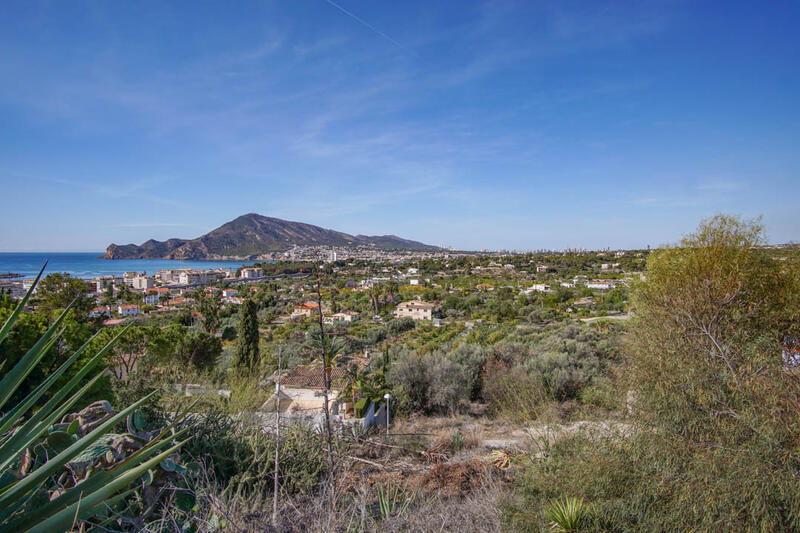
[236,298,260,372]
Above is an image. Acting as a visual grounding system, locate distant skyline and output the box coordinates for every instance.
[1,1,797,251]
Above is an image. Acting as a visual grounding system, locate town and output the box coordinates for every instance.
[3,248,643,327]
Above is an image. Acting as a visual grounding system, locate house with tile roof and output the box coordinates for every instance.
[263,361,346,415]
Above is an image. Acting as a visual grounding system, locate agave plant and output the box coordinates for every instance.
[0,264,191,532]
[544,496,589,532]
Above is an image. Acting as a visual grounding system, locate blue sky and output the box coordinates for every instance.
[0,1,797,251]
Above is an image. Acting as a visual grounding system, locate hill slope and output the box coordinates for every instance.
[102,213,438,259]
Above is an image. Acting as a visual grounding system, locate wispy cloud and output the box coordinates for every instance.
[45,176,187,208]
[322,0,411,53]
[269,179,445,220]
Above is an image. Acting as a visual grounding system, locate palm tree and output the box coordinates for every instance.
[339,362,365,415]
[305,328,346,383]
[384,280,399,304]
[368,284,382,315]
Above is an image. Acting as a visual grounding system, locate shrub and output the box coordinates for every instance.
[220,325,237,341]
[181,414,328,496]
[486,324,615,403]
[446,343,487,401]
[387,349,470,415]
[578,377,620,410]
[482,362,548,423]
[387,317,415,336]
[362,326,387,345]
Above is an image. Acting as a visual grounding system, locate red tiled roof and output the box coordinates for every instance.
[277,362,346,390]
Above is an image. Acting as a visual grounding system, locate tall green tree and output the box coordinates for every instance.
[625,214,800,529]
[149,324,221,393]
[196,289,222,334]
[235,298,260,372]
[35,273,93,319]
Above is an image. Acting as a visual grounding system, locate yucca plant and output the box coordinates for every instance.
[375,482,414,520]
[544,496,589,532]
[0,264,191,532]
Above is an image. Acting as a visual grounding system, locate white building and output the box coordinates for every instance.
[131,276,154,290]
[178,270,226,285]
[586,281,615,290]
[332,311,359,323]
[156,269,183,284]
[393,301,438,321]
[157,268,228,285]
[117,304,141,317]
[522,284,550,294]
[240,267,262,279]
[89,306,111,318]
[122,272,141,287]
[92,276,123,293]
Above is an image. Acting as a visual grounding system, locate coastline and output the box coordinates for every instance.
[0,252,259,279]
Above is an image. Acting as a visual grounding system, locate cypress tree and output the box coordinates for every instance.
[236,298,260,372]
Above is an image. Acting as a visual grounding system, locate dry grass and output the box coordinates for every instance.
[392,414,513,445]
[182,460,508,533]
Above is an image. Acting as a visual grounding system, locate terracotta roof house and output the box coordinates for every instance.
[262,361,346,415]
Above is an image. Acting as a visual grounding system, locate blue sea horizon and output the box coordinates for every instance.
[0,252,262,279]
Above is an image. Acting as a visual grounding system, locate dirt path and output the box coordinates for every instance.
[482,420,633,452]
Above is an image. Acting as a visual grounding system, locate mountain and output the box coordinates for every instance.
[102,213,438,259]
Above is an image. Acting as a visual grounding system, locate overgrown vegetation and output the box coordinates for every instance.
[0,269,192,532]
[504,215,800,531]
[3,214,797,531]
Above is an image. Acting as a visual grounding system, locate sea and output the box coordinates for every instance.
[0,253,260,279]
